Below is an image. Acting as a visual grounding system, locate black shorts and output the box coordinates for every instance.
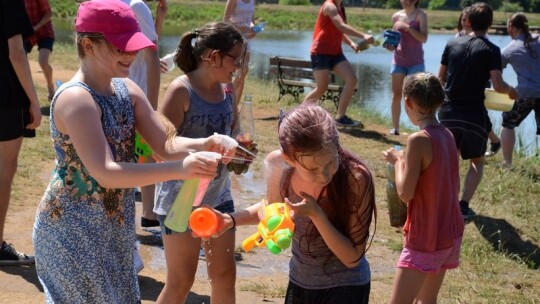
[439,108,491,160]
[0,107,36,141]
[502,97,540,135]
[311,53,347,71]
[24,37,54,53]
[285,281,370,304]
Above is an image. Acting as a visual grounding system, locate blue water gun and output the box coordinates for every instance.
[383,30,401,48]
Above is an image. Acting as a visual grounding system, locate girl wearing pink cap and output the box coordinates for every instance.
[32,1,236,302]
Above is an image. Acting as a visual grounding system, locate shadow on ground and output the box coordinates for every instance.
[473,215,540,269]
[139,275,210,303]
[0,265,42,292]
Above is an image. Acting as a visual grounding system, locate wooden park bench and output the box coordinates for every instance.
[268,56,356,109]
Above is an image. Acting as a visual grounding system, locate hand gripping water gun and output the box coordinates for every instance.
[242,201,295,255]
[135,133,153,163]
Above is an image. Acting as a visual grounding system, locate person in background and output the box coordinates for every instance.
[120,0,164,275]
[383,73,464,304]
[224,0,257,105]
[437,2,517,221]
[33,1,235,302]
[23,0,55,101]
[385,0,428,136]
[455,6,502,157]
[500,12,540,168]
[154,22,246,304]
[303,0,374,127]
[154,0,168,38]
[209,104,376,304]
[0,0,42,266]
[120,0,161,229]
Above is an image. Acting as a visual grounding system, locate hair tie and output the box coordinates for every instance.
[193,29,200,37]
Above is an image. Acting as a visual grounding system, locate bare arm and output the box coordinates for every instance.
[394,10,428,43]
[438,64,448,86]
[8,34,41,130]
[490,69,518,99]
[154,0,168,38]
[394,132,431,202]
[52,81,220,189]
[324,2,373,42]
[223,0,237,21]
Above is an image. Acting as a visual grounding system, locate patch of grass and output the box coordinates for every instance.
[239,281,286,298]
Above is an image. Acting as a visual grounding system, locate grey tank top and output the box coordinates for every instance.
[154,77,234,214]
[286,176,371,289]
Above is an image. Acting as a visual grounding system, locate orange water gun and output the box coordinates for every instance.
[242,201,295,255]
[189,207,219,238]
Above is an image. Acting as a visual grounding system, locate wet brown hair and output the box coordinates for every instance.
[468,2,493,32]
[278,104,376,265]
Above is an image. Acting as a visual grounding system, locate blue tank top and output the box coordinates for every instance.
[154,77,235,214]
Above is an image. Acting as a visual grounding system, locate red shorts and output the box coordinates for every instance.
[397,237,462,273]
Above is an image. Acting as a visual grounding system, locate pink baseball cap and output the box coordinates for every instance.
[75,0,156,52]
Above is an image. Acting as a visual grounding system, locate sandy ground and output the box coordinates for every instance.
[0,60,397,303]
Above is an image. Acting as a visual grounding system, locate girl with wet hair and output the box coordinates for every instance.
[383,72,464,304]
[500,12,540,167]
[209,103,377,303]
[154,21,247,303]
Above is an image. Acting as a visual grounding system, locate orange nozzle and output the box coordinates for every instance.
[189,208,219,238]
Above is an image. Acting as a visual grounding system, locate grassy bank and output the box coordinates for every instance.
[25,35,540,302]
[50,0,540,34]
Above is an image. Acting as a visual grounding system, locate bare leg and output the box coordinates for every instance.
[488,130,500,144]
[332,60,358,119]
[461,157,485,203]
[156,232,200,304]
[0,137,23,242]
[500,127,515,167]
[415,269,447,303]
[38,47,54,99]
[389,267,428,304]
[205,229,236,303]
[391,73,406,132]
[302,69,330,104]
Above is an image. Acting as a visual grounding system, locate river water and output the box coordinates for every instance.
[54,23,538,154]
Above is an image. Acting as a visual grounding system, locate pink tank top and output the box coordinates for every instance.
[393,12,424,67]
[402,125,464,252]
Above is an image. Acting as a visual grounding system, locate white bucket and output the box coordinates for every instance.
[484,89,514,112]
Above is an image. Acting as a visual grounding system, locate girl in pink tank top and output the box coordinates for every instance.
[383,73,464,304]
[386,0,428,136]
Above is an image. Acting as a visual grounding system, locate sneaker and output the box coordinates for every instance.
[485,142,501,157]
[134,243,144,274]
[459,201,477,221]
[141,217,160,228]
[0,242,35,266]
[335,115,360,127]
[389,128,400,136]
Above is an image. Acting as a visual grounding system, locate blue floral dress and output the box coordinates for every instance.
[33,79,140,303]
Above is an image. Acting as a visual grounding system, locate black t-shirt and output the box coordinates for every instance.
[441,35,502,111]
[1,0,34,109]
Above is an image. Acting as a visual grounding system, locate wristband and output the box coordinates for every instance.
[227,213,236,229]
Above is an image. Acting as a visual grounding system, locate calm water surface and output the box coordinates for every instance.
[55,22,538,154]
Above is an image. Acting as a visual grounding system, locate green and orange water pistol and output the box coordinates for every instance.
[135,133,153,163]
[242,200,295,255]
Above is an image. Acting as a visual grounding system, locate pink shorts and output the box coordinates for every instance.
[397,237,462,273]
